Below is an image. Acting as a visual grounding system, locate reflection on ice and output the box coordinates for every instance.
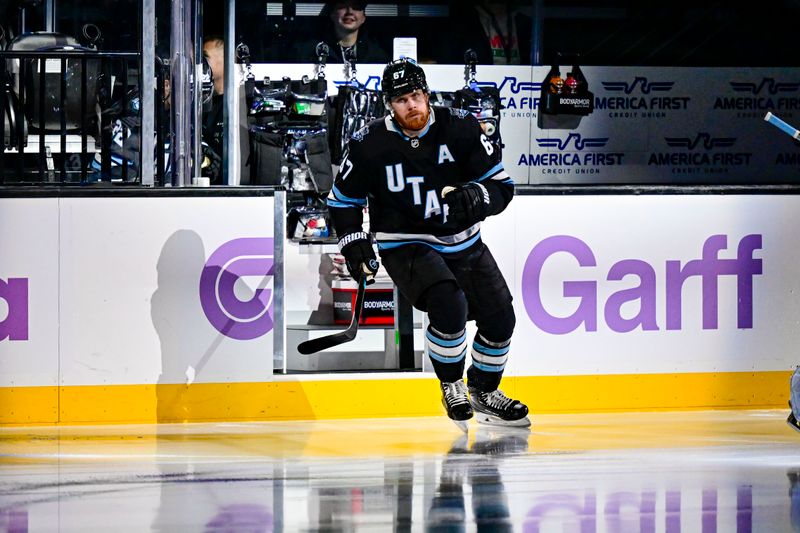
[1,410,799,532]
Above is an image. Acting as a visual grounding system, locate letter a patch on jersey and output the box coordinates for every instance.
[438,144,455,164]
[424,190,442,219]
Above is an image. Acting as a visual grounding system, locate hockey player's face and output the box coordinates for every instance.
[390,90,430,132]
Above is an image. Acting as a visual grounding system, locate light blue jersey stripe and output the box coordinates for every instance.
[327,199,362,209]
[377,232,480,253]
[476,162,504,182]
[331,184,367,206]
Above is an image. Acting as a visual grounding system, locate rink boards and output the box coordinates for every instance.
[0,192,797,423]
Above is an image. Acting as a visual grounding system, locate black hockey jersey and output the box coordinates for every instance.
[327,106,515,254]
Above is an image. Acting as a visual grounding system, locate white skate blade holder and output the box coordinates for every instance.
[476,412,532,428]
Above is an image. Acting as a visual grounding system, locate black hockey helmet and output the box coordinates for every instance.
[381,58,429,103]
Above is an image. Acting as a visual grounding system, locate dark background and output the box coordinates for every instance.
[1,1,798,66]
[229,1,800,66]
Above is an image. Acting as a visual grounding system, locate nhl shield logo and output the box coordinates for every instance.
[410,138,420,148]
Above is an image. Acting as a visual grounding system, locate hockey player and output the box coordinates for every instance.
[326,58,529,429]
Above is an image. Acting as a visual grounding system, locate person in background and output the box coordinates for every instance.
[442,1,532,65]
[201,34,224,184]
[295,0,388,64]
[89,72,171,183]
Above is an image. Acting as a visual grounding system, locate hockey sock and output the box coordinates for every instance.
[466,333,510,392]
[426,325,467,383]
[467,305,515,392]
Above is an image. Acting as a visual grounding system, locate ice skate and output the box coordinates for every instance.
[469,388,530,428]
[789,402,800,434]
[788,412,800,434]
[441,380,473,432]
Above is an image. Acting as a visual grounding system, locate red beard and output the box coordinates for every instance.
[396,108,429,131]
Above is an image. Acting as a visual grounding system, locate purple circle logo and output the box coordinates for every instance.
[199,237,275,340]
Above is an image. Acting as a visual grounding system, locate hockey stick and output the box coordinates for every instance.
[297,275,368,354]
[764,112,800,141]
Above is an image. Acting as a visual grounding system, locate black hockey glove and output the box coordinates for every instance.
[201,142,222,183]
[338,231,379,285]
[442,182,491,226]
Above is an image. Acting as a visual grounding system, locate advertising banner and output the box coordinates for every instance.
[2,193,798,421]
[0,196,276,388]
[479,194,800,376]
[0,198,59,387]
[246,64,800,185]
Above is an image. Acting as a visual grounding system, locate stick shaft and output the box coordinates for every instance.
[765,112,800,140]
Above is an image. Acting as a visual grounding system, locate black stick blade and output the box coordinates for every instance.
[297,329,357,355]
[297,276,368,355]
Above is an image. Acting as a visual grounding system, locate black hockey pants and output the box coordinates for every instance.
[381,241,515,392]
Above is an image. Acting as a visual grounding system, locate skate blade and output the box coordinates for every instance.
[788,414,800,434]
[476,413,531,428]
[449,418,469,433]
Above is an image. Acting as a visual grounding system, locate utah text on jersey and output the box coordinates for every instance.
[327,107,515,254]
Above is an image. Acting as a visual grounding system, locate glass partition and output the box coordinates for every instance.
[1,1,798,187]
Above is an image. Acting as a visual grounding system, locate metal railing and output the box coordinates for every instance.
[0,49,167,185]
